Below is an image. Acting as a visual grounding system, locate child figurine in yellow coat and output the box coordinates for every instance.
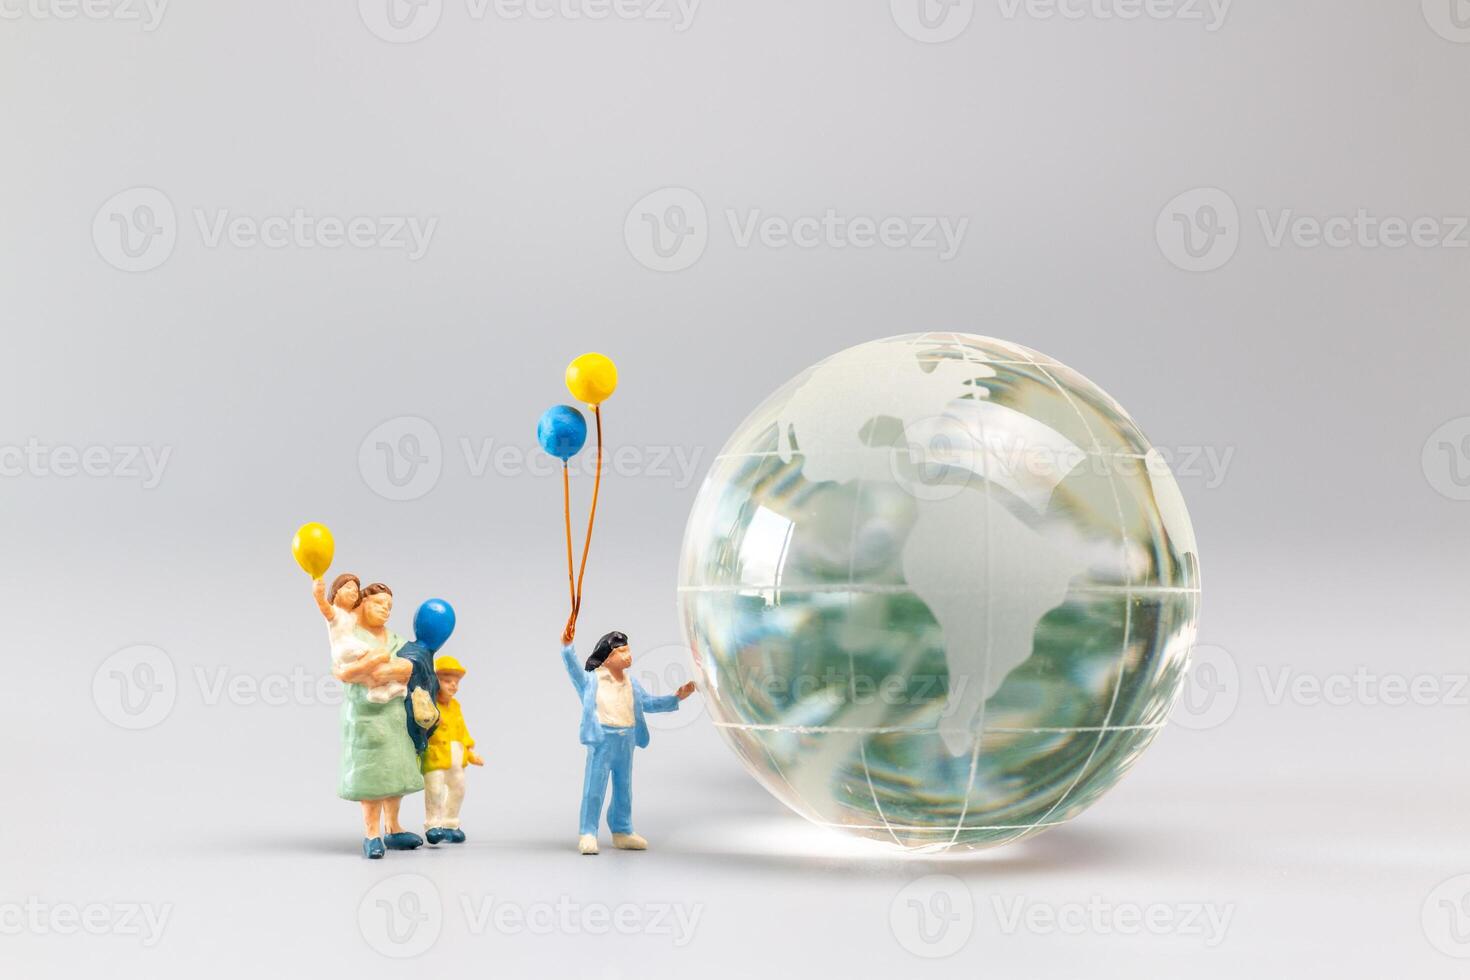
[422,656,482,844]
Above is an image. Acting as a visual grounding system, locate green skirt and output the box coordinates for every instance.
[338,684,424,801]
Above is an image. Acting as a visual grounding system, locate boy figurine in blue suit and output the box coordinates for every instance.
[560,622,696,854]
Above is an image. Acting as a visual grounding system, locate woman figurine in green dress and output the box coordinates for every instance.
[331,582,426,859]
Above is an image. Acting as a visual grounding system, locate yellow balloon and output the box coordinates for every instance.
[292,522,335,579]
[565,352,618,406]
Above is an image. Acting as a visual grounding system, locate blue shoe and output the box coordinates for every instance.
[425,828,451,845]
[363,837,385,859]
[384,831,423,850]
[449,830,466,844]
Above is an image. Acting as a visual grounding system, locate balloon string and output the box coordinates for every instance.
[563,463,576,619]
[572,405,603,618]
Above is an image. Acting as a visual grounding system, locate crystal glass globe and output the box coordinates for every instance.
[678,334,1200,851]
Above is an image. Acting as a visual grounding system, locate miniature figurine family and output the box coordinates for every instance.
[314,574,479,858]
[304,350,694,857]
[313,573,694,858]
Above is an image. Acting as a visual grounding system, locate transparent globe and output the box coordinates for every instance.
[678,334,1200,852]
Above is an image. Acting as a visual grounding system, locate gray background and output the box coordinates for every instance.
[3,1,1468,976]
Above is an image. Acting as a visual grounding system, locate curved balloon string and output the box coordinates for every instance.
[563,462,577,621]
[572,404,603,618]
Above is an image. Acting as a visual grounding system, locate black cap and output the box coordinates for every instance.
[585,631,628,671]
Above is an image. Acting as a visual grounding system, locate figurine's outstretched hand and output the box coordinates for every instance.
[467,750,485,767]
[676,681,697,700]
[312,577,333,621]
[561,621,576,646]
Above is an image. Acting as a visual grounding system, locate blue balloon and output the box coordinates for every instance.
[413,599,456,653]
[537,405,587,461]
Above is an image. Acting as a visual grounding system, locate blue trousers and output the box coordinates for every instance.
[580,727,635,836]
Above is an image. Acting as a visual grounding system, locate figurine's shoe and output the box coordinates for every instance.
[363,837,386,859]
[425,828,451,845]
[612,833,648,851]
[578,834,599,855]
[449,830,466,844]
[384,831,423,850]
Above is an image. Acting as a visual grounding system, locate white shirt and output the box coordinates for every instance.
[329,608,406,704]
[594,667,635,728]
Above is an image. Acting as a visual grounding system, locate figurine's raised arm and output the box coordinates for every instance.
[312,577,335,622]
[560,623,590,697]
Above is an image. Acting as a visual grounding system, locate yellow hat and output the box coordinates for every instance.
[434,655,466,676]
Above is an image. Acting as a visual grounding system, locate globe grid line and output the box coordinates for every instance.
[712,722,1170,735]
[810,819,1070,833]
[945,336,996,851]
[711,448,1164,463]
[1004,341,1138,844]
[676,584,1197,596]
[849,413,904,849]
